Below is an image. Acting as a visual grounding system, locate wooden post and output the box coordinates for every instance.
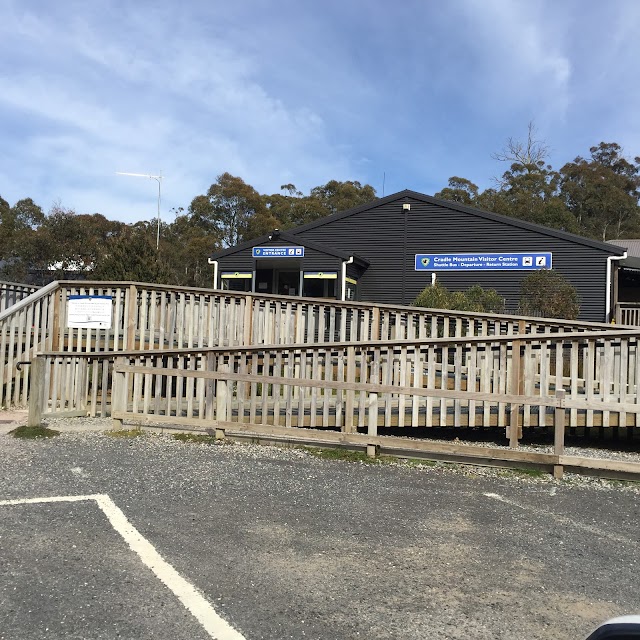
[371,307,380,341]
[75,357,88,415]
[367,391,378,458]
[51,291,61,351]
[27,357,46,428]
[216,363,229,423]
[344,346,356,433]
[243,296,253,345]
[204,353,215,420]
[111,357,127,430]
[508,338,522,447]
[126,285,137,349]
[553,389,566,479]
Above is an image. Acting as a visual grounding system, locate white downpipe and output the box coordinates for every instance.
[606,252,626,322]
[207,258,219,289]
[341,256,354,301]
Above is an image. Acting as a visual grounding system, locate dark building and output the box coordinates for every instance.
[209,190,627,322]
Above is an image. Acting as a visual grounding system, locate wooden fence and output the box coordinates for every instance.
[616,303,640,326]
[0,281,38,314]
[2,279,627,409]
[26,328,640,442]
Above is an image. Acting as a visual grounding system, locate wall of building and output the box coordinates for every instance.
[296,196,618,321]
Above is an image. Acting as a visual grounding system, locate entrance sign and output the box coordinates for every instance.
[67,295,113,328]
[304,272,337,279]
[253,246,304,258]
[415,252,552,271]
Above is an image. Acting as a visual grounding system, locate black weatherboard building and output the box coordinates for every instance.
[209,190,627,322]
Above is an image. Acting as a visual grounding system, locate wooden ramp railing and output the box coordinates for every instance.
[616,303,640,326]
[1,279,626,408]
[0,281,38,313]
[27,328,640,439]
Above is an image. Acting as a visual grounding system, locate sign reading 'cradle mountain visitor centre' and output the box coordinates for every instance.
[414,252,553,271]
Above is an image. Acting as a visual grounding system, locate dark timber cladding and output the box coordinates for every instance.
[210,190,625,321]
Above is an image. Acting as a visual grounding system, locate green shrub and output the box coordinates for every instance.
[412,282,504,313]
[519,269,580,319]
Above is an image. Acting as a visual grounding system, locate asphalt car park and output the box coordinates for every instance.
[1,427,639,639]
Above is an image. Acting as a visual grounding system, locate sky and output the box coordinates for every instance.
[1,0,640,225]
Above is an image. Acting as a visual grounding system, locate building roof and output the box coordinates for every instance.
[209,229,370,266]
[608,238,640,257]
[289,189,627,255]
[210,189,627,261]
[607,239,640,270]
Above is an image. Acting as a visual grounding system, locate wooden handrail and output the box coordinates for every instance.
[0,280,59,323]
[50,279,616,330]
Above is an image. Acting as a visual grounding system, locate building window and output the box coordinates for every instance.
[345,277,357,301]
[221,272,252,292]
[303,272,337,298]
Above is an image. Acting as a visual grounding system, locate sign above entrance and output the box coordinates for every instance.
[414,252,553,271]
[253,246,304,258]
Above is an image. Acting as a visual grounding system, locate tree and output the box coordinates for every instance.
[413,282,504,313]
[308,180,376,215]
[39,206,125,277]
[519,270,580,319]
[262,184,327,230]
[477,161,579,232]
[491,121,550,180]
[0,197,47,281]
[92,226,169,282]
[159,212,218,287]
[193,173,266,248]
[559,142,640,240]
[434,177,479,206]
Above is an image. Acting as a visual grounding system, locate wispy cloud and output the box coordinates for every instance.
[0,0,639,223]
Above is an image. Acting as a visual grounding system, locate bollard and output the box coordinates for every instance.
[27,357,45,428]
[216,364,229,424]
[553,389,566,479]
[367,391,378,458]
[111,357,128,430]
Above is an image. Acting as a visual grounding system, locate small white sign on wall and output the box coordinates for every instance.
[67,295,113,329]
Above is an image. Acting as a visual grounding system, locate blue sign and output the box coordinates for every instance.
[415,252,553,271]
[253,246,305,258]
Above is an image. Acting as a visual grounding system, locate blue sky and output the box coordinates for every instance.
[1,0,639,224]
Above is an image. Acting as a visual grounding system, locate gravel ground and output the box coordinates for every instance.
[1,414,640,639]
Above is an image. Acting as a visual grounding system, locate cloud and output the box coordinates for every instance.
[448,0,571,120]
[1,0,640,227]
[0,1,358,221]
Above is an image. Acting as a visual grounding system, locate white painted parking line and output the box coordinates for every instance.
[483,492,634,544]
[0,494,246,640]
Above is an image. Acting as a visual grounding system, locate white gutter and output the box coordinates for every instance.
[341,256,354,301]
[606,252,627,322]
[207,258,219,290]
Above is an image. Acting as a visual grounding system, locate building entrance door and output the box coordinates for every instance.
[255,260,302,295]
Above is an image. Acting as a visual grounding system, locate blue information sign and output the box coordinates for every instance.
[253,246,304,258]
[415,252,552,271]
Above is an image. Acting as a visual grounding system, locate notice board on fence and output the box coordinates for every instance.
[67,295,113,329]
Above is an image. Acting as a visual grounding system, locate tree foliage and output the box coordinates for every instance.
[2,128,639,291]
[437,125,640,240]
[559,142,640,240]
[412,283,504,313]
[92,225,169,283]
[0,174,377,287]
[519,270,580,319]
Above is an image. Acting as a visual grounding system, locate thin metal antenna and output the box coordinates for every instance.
[382,171,386,197]
[116,171,163,250]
